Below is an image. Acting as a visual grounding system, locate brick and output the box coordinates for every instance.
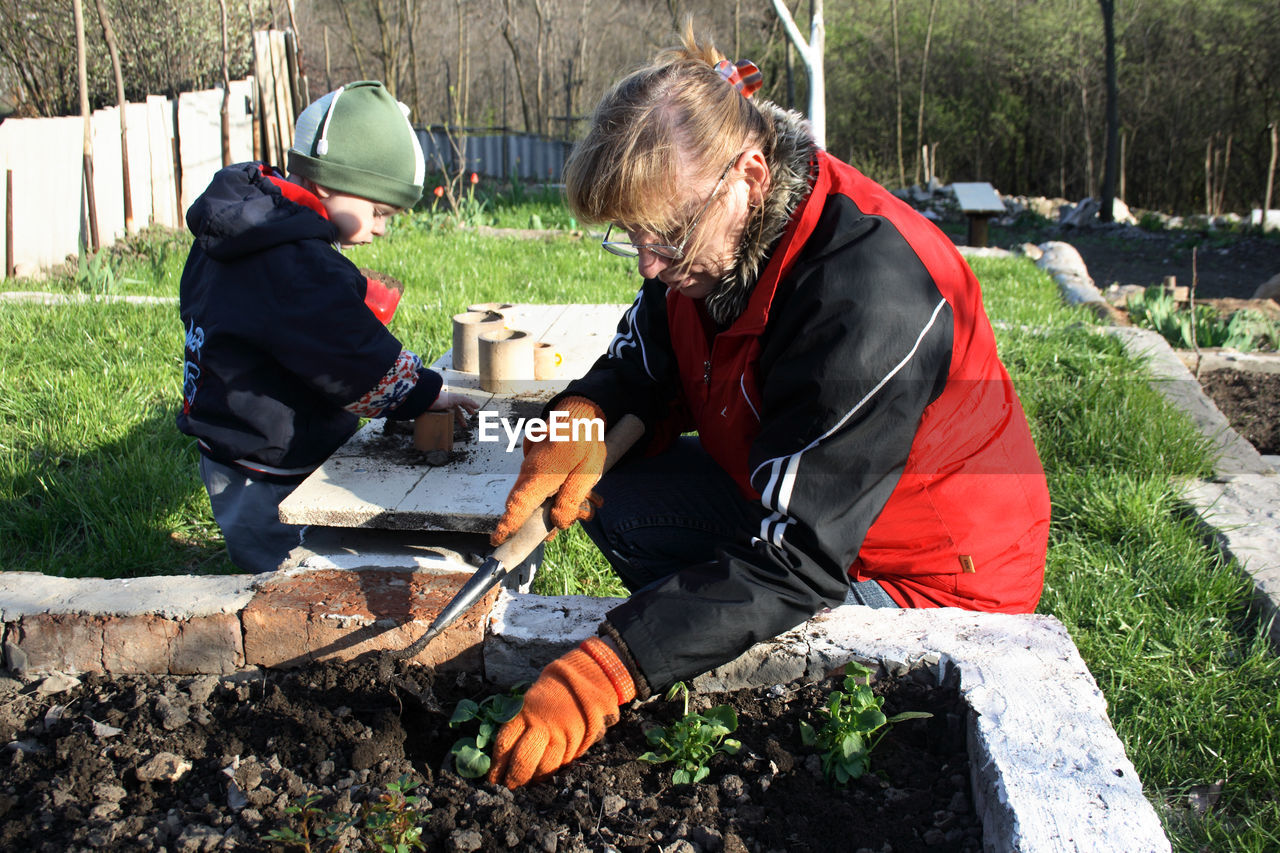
[11,613,106,674]
[101,615,179,673]
[242,569,493,672]
[172,614,244,675]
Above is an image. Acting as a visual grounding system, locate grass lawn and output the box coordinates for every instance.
[1,213,1277,850]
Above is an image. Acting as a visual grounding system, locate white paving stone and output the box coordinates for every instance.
[0,571,258,621]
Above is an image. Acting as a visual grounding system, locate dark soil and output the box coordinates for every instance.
[1198,369,1280,455]
[983,221,1280,300]
[0,659,977,852]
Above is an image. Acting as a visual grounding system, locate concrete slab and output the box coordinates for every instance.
[1182,476,1280,648]
[485,592,1170,853]
[0,571,258,621]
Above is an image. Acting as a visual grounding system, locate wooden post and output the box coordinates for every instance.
[5,170,13,279]
[966,214,990,249]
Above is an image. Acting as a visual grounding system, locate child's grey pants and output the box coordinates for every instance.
[200,456,306,573]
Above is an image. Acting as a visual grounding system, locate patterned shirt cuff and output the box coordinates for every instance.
[345,350,422,417]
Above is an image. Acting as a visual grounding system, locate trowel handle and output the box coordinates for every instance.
[490,413,646,570]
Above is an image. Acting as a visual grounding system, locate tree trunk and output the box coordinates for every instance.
[890,0,904,189]
[405,0,421,122]
[217,0,232,167]
[501,0,534,133]
[1264,123,1277,231]
[770,0,825,148]
[73,0,98,251]
[336,0,368,80]
[93,0,133,231]
[1098,0,1119,223]
[912,0,938,186]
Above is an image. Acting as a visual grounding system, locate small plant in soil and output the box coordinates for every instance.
[1125,285,1278,351]
[638,681,742,785]
[447,687,525,778]
[801,661,933,786]
[263,775,428,852]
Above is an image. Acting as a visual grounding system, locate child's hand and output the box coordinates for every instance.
[431,387,480,427]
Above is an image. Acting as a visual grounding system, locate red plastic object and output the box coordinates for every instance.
[363,275,404,325]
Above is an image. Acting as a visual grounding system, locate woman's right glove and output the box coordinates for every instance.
[490,396,606,545]
[488,637,636,788]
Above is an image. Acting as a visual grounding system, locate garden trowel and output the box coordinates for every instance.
[381,413,645,676]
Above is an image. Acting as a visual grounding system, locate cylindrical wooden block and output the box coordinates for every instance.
[467,301,515,314]
[533,341,563,380]
[478,328,534,394]
[413,411,453,452]
[451,310,505,373]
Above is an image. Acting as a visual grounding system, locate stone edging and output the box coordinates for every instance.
[486,593,1171,853]
[1032,241,1280,648]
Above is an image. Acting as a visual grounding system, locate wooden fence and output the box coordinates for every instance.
[0,29,306,279]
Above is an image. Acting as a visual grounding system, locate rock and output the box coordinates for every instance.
[226,780,248,811]
[1253,272,1280,302]
[185,676,218,706]
[94,782,127,803]
[34,673,81,696]
[136,752,192,783]
[535,828,559,852]
[601,794,626,817]
[90,718,123,738]
[450,829,484,852]
[174,823,221,853]
[154,695,191,730]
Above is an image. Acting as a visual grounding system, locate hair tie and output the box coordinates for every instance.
[714,58,763,98]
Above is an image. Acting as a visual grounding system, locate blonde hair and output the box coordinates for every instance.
[564,21,773,235]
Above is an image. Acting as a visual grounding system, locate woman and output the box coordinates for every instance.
[485,25,1050,789]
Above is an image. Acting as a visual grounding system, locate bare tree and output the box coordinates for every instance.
[73,0,98,250]
[771,0,824,148]
[1098,0,1118,222]
[93,0,133,230]
[912,0,938,186]
[890,0,904,188]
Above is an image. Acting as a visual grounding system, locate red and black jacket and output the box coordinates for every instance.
[564,150,1051,690]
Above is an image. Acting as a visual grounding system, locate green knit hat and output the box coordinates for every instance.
[288,81,425,209]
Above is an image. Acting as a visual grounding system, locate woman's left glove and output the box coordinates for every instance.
[488,637,636,789]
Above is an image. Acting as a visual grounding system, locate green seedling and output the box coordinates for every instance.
[799,662,932,786]
[262,775,427,852]
[362,776,429,852]
[447,688,525,778]
[638,682,742,786]
[262,792,354,852]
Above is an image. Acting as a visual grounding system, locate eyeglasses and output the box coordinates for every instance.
[601,155,739,260]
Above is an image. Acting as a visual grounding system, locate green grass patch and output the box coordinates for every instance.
[2,222,1278,849]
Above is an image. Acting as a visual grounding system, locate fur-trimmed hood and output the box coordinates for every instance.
[704,103,818,327]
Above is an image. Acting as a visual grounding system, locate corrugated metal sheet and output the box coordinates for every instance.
[416,129,570,182]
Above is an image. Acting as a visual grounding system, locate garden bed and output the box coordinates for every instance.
[0,658,974,852]
[1196,367,1280,456]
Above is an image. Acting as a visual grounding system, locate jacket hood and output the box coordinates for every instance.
[704,103,817,327]
[186,163,337,261]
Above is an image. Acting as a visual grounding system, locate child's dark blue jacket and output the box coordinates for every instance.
[177,162,441,481]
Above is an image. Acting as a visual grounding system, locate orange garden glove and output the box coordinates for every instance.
[488,637,636,789]
[490,397,607,546]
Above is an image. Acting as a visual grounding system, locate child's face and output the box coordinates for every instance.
[315,189,400,247]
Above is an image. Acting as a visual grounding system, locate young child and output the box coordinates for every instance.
[177,80,476,573]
